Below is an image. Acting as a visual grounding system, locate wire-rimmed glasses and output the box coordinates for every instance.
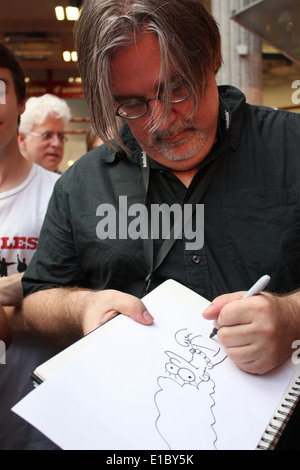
[116,81,191,120]
[29,131,68,143]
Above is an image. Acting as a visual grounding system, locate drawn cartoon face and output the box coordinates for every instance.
[165,362,196,384]
[165,351,210,387]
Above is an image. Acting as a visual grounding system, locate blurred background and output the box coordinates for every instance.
[1,0,299,172]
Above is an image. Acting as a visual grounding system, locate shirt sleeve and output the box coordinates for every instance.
[22,179,89,297]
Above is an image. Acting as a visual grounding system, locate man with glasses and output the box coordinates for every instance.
[19,93,71,173]
[22,0,300,448]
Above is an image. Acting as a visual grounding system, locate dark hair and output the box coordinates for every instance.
[75,0,222,153]
[0,42,26,103]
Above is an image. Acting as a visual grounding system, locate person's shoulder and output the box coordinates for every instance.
[80,143,118,165]
[61,144,122,178]
[57,127,141,188]
[33,164,61,181]
[246,102,300,134]
[31,164,61,189]
[247,102,300,117]
[52,146,113,194]
[219,85,300,124]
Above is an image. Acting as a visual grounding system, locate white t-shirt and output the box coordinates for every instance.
[0,164,60,277]
[0,164,61,450]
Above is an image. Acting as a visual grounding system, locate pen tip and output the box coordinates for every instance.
[209,328,218,339]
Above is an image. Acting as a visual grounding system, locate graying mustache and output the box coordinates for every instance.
[152,125,197,142]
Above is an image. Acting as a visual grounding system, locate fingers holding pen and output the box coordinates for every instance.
[218,295,267,329]
[203,292,288,374]
[203,275,272,330]
[202,291,250,326]
[202,272,300,375]
[203,291,275,332]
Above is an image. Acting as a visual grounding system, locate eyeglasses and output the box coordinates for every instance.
[29,131,68,143]
[116,82,192,120]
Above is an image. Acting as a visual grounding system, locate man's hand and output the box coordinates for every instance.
[82,289,154,335]
[23,287,154,348]
[203,291,300,375]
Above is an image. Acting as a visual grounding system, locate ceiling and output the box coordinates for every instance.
[0,0,80,74]
[1,0,299,90]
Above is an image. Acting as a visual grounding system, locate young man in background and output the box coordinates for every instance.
[0,42,60,450]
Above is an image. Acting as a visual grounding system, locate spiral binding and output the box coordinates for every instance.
[257,377,300,450]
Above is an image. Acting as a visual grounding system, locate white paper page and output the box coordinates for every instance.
[13,280,295,450]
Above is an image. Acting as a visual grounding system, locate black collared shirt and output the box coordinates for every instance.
[23,86,300,301]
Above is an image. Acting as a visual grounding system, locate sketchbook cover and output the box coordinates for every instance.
[13,280,300,450]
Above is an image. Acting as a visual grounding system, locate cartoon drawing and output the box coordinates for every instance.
[154,329,227,450]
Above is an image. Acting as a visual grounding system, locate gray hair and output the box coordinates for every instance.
[19,93,71,135]
[74,0,222,153]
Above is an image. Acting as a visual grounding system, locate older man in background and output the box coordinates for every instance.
[18,93,71,173]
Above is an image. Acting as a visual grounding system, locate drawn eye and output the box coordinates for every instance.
[166,363,179,375]
[178,368,195,382]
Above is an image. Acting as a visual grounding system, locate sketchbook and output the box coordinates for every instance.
[13,280,300,450]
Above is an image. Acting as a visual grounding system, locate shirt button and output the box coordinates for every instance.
[192,255,201,264]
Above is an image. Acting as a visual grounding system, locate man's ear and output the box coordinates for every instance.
[17,99,26,136]
[18,131,27,152]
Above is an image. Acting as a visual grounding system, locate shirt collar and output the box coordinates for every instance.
[218,85,246,151]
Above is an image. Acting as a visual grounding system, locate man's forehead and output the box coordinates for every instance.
[110,37,180,101]
[30,115,65,134]
[112,72,182,102]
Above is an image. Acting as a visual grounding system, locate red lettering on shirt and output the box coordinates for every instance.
[1,237,14,249]
[26,237,38,250]
[0,236,39,250]
[13,237,27,249]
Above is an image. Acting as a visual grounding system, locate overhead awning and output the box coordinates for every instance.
[231,0,300,65]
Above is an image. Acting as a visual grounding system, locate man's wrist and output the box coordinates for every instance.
[280,290,300,358]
